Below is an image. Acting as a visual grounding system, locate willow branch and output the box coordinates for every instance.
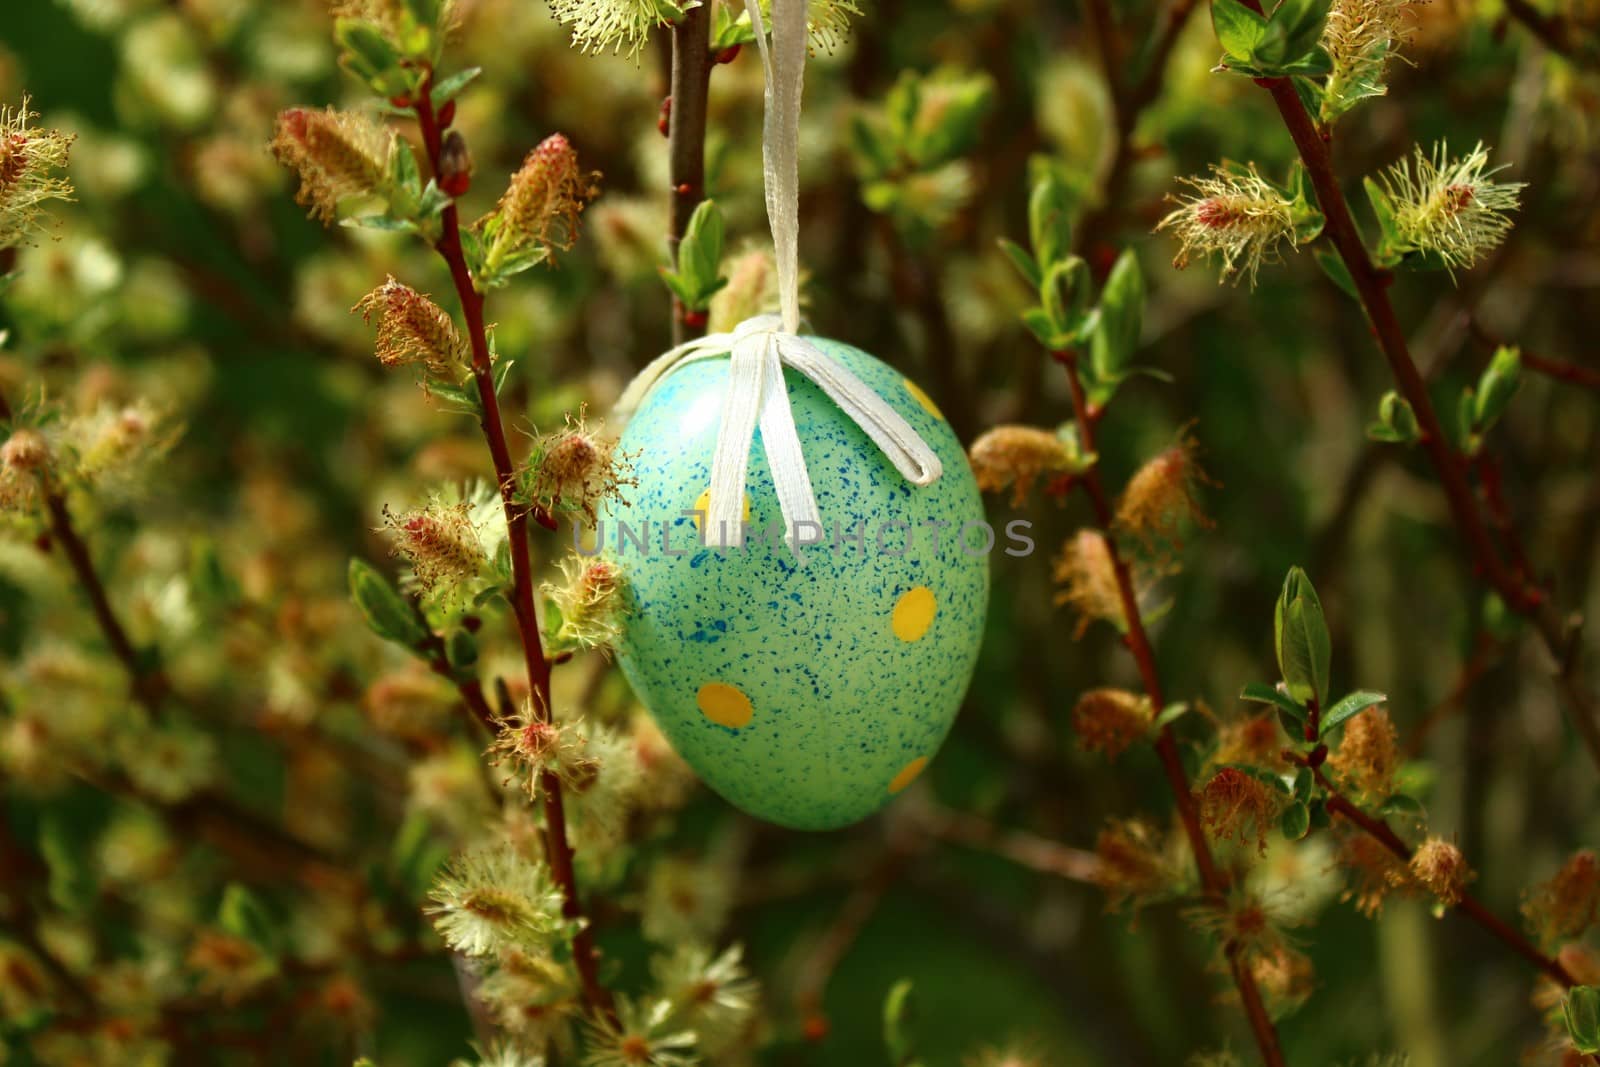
[1290,753,1575,988]
[411,78,611,1017]
[1228,14,1600,773]
[1057,349,1288,1067]
[917,803,1105,884]
[667,5,714,343]
[1075,0,1201,258]
[1469,319,1600,393]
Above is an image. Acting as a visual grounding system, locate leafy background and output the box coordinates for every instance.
[1,0,1598,1063]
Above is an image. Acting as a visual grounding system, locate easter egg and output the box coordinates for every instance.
[602,336,989,830]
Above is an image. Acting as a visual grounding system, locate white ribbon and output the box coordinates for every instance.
[615,0,944,556]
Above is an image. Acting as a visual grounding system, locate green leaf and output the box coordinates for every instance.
[1563,986,1600,1054]
[1381,793,1426,821]
[1292,766,1314,802]
[997,238,1042,291]
[348,559,429,648]
[1272,45,1332,76]
[847,113,896,180]
[1021,307,1069,350]
[658,268,696,305]
[1308,797,1332,830]
[1090,249,1145,385]
[335,18,409,94]
[669,199,727,311]
[1028,173,1074,272]
[884,72,922,150]
[1240,680,1308,725]
[883,979,924,1067]
[1154,701,1192,729]
[1367,390,1419,445]
[1040,256,1092,341]
[429,66,482,107]
[219,884,280,955]
[1211,0,1269,63]
[1363,176,1401,264]
[1473,345,1522,433]
[1255,0,1331,70]
[1292,74,1326,116]
[340,214,418,233]
[1280,800,1312,840]
[1285,160,1325,245]
[1314,249,1359,300]
[903,69,995,168]
[1321,690,1387,734]
[1274,567,1332,706]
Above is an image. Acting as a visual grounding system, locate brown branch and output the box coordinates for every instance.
[1520,349,1600,393]
[1056,349,1287,1067]
[667,4,714,344]
[1468,319,1600,394]
[1230,15,1600,774]
[917,803,1105,884]
[1075,0,1201,260]
[791,832,913,1032]
[1292,755,1576,988]
[42,490,166,710]
[411,78,611,1018]
[30,473,337,877]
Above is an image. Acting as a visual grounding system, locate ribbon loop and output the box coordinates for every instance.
[614,0,944,562]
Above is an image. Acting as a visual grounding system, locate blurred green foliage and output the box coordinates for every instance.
[1,0,1599,1064]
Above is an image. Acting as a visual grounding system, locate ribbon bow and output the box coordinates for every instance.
[616,0,944,555]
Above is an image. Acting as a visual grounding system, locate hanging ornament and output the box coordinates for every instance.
[602,0,989,830]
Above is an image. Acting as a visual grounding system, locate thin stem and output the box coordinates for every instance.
[1057,350,1288,1067]
[1075,0,1200,260]
[667,4,714,343]
[918,803,1105,884]
[1469,319,1600,393]
[42,490,166,710]
[29,469,333,875]
[1295,757,1576,988]
[412,80,611,1017]
[1231,17,1600,773]
[1520,349,1600,393]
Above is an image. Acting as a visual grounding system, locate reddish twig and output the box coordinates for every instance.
[1291,754,1576,988]
[1469,319,1600,394]
[1075,0,1201,261]
[1056,349,1287,1067]
[667,3,714,343]
[411,77,611,1017]
[42,490,167,711]
[918,803,1105,884]
[1229,5,1600,773]
[1520,349,1600,393]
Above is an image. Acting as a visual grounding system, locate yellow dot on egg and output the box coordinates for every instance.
[902,377,943,420]
[692,488,751,532]
[697,682,753,729]
[888,756,929,794]
[891,586,937,642]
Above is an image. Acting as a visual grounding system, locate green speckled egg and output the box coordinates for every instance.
[602,336,989,830]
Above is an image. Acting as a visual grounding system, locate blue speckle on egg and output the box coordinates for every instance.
[603,336,989,830]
